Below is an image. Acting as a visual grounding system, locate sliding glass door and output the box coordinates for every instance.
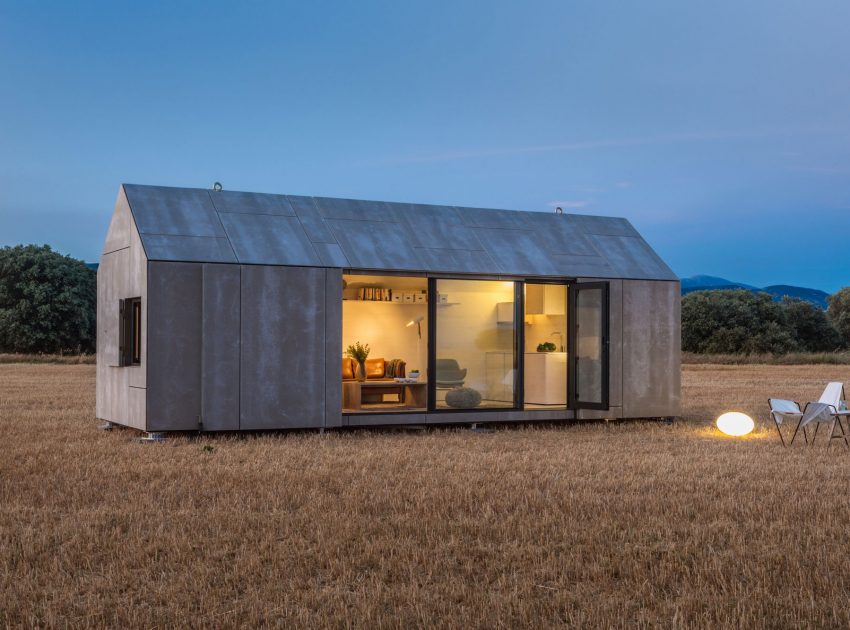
[431,279,517,409]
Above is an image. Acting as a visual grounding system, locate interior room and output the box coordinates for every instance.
[523,283,568,409]
[434,279,517,409]
[342,274,428,413]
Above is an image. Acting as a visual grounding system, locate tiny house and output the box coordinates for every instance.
[97,184,680,432]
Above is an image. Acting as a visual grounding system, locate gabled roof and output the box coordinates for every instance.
[121,184,677,281]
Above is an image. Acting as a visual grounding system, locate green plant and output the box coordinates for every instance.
[537,342,556,352]
[0,244,96,353]
[345,341,370,362]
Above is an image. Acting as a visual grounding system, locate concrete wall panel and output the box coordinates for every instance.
[324,269,343,428]
[147,262,203,431]
[240,266,327,429]
[128,386,147,430]
[103,187,133,254]
[201,264,241,431]
[97,194,147,426]
[622,280,681,418]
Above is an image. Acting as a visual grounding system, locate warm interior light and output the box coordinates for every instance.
[716,412,754,437]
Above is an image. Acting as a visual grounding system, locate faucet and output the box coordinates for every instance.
[551,332,564,352]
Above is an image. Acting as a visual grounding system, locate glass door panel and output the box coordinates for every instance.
[433,279,516,409]
[571,282,609,409]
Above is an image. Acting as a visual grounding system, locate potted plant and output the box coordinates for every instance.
[536,342,557,352]
[408,368,420,381]
[345,341,370,382]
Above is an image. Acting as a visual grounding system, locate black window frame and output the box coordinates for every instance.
[119,297,142,367]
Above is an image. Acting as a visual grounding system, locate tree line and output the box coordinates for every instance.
[1,243,849,356]
[682,288,850,354]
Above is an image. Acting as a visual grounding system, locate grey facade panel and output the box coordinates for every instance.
[313,242,350,268]
[240,266,327,429]
[201,264,241,431]
[531,214,600,257]
[456,205,530,230]
[287,196,338,244]
[622,280,681,418]
[219,213,322,266]
[146,262,203,431]
[141,234,237,263]
[550,254,616,278]
[324,269,343,428]
[473,228,560,276]
[209,190,295,216]
[124,185,225,238]
[413,247,499,274]
[313,197,403,222]
[103,187,133,254]
[324,219,425,271]
[403,210,487,251]
[588,235,677,280]
[121,184,676,281]
[570,215,640,237]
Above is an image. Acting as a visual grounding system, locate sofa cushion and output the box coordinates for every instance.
[341,357,355,380]
[365,358,386,379]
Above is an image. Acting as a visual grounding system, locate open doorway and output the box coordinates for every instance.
[523,282,568,409]
[341,274,428,413]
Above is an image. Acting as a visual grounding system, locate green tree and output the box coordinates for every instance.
[828,287,850,346]
[781,297,844,352]
[682,289,798,354]
[0,244,96,353]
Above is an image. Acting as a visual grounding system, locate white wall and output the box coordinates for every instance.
[435,281,515,400]
[342,302,428,373]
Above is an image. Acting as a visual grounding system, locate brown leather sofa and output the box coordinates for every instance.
[342,357,405,381]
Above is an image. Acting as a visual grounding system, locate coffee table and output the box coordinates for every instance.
[342,381,427,411]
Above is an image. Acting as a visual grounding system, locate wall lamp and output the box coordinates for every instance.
[406,316,425,339]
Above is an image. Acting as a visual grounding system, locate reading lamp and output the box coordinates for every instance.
[406,316,424,339]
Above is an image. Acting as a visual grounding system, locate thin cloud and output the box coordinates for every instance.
[615,181,632,189]
[361,130,755,166]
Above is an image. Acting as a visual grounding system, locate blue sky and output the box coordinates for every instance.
[1,1,849,291]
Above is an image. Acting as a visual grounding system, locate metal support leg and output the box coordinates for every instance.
[137,432,166,443]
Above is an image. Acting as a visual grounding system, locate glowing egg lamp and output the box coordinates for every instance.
[716,412,754,437]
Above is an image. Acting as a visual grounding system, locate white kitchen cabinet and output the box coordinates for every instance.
[525,284,566,315]
[523,352,567,405]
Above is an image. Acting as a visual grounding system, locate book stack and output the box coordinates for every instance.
[356,287,393,301]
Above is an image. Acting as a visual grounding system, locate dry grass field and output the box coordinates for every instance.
[3,364,850,628]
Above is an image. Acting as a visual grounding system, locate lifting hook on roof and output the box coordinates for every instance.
[213,182,223,192]
[555,206,563,214]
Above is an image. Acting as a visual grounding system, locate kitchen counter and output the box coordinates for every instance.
[524,352,567,405]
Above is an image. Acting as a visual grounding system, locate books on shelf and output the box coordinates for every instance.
[351,287,428,303]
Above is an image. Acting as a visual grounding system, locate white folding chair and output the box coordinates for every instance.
[768,398,803,447]
[791,396,849,449]
[819,382,845,408]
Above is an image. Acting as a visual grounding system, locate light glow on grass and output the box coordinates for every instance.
[716,411,755,436]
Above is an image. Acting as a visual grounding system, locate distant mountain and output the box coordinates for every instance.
[761,285,830,310]
[681,275,756,291]
[680,276,831,309]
